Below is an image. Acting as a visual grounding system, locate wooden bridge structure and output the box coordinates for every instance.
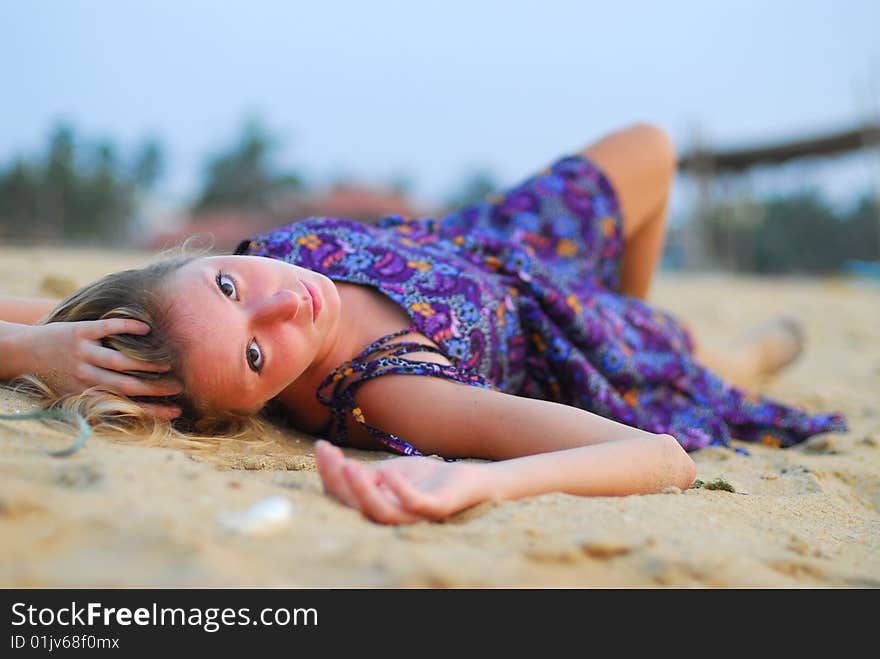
[674,121,880,269]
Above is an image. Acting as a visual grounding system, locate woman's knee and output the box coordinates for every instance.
[583,122,677,238]
[583,121,678,189]
[625,122,678,178]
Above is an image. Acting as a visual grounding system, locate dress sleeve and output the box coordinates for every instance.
[315,325,498,457]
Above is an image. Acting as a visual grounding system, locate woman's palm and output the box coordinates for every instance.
[376,456,487,518]
[315,440,491,524]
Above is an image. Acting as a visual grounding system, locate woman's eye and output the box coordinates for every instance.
[246,339,263,373]
[216,272,238,299]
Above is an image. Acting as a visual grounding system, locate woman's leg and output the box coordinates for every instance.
[689,335,762,388]
[681,317,806,388]
[575,124,806,387]
[578,123,676,301]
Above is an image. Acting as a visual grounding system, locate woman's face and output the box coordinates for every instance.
[162,255,340,415]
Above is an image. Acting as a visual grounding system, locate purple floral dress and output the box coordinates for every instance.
[234,155,848,456]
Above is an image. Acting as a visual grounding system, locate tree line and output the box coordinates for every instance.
[0,119,309,245]
[697,191,879,274]
[0,124,162,244]
[0,120,877,275]
[0,118,498,245]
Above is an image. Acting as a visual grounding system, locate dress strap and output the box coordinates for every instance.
[316,324,497,456]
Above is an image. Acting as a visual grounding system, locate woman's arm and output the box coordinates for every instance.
[316,435,695,525]
[483,434,695,499]
[348,370,668,459]
[0,318,183,419]
[0,295,61,325]
[0,321,38,380]
[315,374,697,524]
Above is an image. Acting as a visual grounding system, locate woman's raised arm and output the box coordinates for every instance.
[0,294,183,419]
[0,294,60,325]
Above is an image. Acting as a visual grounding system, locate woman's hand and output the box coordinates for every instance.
[9,318,183,420]
[315,440,495,525]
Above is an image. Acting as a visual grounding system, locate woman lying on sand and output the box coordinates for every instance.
[0,123,847,524]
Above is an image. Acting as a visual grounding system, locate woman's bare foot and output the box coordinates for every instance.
[730,315,805,378]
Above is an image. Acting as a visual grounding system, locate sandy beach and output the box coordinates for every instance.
[1,245,878,588]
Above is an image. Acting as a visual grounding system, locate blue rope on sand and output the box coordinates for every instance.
[0,410,90,457]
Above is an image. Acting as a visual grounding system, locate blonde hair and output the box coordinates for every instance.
[7,242,274,450]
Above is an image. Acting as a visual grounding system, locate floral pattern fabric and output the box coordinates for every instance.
[234,154,848,456]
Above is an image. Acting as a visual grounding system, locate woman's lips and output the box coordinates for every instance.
[303,281,321,321]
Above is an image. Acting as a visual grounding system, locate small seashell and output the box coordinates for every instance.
[218,496,293,536]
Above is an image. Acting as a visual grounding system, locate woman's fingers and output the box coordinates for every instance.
[134,401,182,421]
[314,440,359,508]
[84,319,172,374]
[117,374,182,397]
[315,441,426,524]
[78,363,182,397]
[342,461,421,525]
[381,468,446,520]
[86,343,172,374]
[87,318,175,373]
[89,318,153,339]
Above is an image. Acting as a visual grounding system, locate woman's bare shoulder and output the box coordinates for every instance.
[326,334,455,450]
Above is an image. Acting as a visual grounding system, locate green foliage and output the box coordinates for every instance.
[131,138,164,189]
[688,477,736,492]
[191,117,304,212]
[703,477,736,492]
[702,190,880,274]
[0,123,164,244]
[445,169,499,210]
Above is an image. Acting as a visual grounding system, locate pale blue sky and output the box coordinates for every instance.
[1,0,878,218]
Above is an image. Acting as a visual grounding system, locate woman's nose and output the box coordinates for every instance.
[251,289,301,325]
